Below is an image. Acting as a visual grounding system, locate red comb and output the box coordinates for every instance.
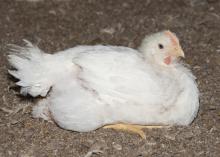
[164,30,179,46]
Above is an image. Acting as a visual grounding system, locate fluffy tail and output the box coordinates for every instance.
[8,40,55,97]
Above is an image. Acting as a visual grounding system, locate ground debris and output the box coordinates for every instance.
[83,149,103,157]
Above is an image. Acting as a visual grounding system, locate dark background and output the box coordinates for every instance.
[0,0,220,156]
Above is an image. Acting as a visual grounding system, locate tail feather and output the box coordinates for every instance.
[8,40,52,97]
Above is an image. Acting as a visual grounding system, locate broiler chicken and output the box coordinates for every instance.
[8,30,199,138]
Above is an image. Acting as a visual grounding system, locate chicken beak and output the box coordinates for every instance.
[170,46,185,58]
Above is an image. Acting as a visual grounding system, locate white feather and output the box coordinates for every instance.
[8,32,199,132]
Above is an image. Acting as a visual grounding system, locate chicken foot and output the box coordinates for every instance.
[103,123,169,139]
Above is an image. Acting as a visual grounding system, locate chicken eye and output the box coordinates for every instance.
[158,44,164,49]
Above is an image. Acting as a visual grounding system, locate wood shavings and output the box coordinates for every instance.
[100,28,115,35]
[83,149,103,157]
[0,107,14,114]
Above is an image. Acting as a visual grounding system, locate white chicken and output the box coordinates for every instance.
[8,30,199,138]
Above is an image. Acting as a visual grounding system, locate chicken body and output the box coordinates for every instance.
[8,31,199,132]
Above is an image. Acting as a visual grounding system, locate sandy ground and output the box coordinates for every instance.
[0,0,220,156]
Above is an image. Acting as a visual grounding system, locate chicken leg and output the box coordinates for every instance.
[103,123,168,139]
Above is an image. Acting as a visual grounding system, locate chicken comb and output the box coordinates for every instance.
[164,30,179,46]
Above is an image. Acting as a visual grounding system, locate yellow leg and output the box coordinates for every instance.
[103,123,169,139]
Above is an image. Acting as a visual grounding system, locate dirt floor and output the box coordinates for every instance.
[0,0,220,156]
